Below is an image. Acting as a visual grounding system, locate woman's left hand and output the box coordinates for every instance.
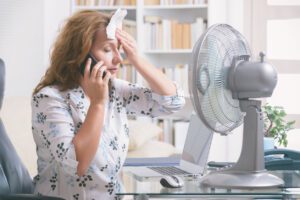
[116,29,139,64]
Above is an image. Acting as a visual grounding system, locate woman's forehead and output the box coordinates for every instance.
[94,29,119,47]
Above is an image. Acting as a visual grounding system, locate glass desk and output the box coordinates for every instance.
[117,169,300,199]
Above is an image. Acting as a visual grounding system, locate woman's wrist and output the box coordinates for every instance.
[89,102,105,109]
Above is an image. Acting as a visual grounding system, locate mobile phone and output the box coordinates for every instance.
[80,53,106,78]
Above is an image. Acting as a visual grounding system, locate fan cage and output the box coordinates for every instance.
[189,24,251,134]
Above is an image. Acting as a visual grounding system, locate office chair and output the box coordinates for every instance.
[0,58,64,200]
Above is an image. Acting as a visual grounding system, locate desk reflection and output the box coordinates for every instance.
[118,169,300,199]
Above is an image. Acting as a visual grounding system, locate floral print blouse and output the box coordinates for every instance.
[31,78,185,200]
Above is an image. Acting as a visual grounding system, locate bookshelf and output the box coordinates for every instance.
[71,0,209,146]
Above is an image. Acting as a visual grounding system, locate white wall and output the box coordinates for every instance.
[0,0,44,96]
[43,0,71,67]
[0,0,70,176]
[0,0,70,96]
[209,0,244,32]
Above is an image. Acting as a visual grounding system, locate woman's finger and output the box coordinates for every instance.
[123,31,135,43]
[91,61,104,79]
[117,33,133,49]
[117,29,132,39]
[124,39,135,49]
[116,29,129,41]
[120,33,136,50]
[91,65,100,80]
[120,38,134,53]
[119,44,131,56]
[96,66,107,80]
[117,30,135,45]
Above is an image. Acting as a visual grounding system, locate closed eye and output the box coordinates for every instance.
[104,47,112,52]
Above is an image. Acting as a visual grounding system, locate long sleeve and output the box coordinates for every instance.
[32,87,79,177]
[113,79,185,117]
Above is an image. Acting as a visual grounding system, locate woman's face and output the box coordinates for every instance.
[90,29,122,77]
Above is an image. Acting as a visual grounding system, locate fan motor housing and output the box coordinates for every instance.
[228,59,278,99]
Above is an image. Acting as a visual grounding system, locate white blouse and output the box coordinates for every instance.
[31,78,185,200]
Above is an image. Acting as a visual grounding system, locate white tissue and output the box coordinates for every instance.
[106,8,127,40]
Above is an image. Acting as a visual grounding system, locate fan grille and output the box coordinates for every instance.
[189,24,251,134]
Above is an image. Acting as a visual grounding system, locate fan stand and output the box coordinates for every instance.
[200,100,284,189]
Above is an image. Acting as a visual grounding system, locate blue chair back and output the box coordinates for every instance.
[0,58,34,194]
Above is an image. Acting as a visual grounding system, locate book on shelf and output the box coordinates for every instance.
[144,15,162,23]
[182,23,191,49]
[144,0,160,5]
[135,64,189,97]
[147,0,207,5]
[117,59,136,83]
[123,19,137,40]
[191,17,205,46]
[174,121,189,150]
[166,64,189,97]
[144,16,207,50]
[75,0,136,6]
[162,19,171,49]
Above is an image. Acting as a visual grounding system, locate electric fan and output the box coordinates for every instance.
[189,24,284,188]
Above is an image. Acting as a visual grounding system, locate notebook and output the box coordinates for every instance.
[124,114,213,178]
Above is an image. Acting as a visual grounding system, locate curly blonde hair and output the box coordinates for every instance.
[33,10,111,94]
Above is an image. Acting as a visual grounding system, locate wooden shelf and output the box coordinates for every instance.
[144,49,193,54]
[74,5,136,11]
[143,4,208,9]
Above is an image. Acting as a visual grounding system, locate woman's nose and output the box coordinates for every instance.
[112,51,123,65]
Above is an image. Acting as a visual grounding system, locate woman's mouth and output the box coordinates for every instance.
[108,68,118,73]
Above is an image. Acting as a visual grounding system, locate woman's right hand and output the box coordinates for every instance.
[80,58,111,105]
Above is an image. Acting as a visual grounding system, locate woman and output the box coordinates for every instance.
[32,10,185,200]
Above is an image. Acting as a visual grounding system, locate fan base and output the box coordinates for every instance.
[201,170,284,189]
